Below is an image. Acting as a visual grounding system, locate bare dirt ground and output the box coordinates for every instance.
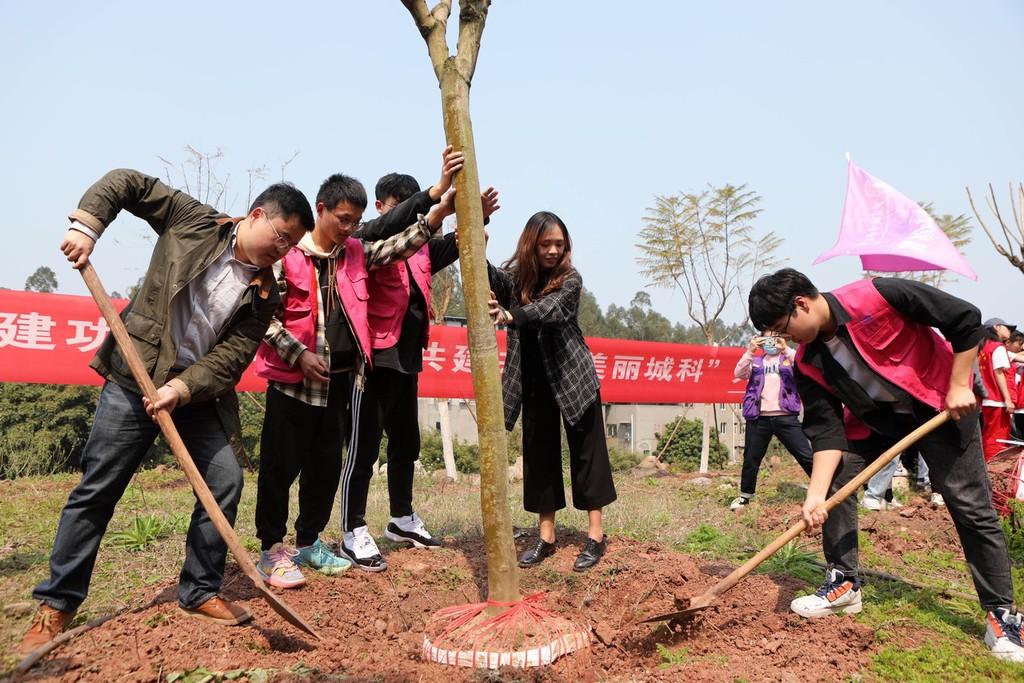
[10,533,877,683]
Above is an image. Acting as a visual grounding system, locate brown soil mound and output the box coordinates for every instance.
[14,535,876,682]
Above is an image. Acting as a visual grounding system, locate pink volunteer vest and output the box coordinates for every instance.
[795,279,954,439]
[366,246,432,350]
[254,238,372,383]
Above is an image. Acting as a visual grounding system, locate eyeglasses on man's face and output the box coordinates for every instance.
[263,212,299,250]
[332,211,361,230]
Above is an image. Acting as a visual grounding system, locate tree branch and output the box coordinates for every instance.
[967,186,1010,259]
[455,0,490,82]
[401,0,451,80]
[1010,181,1024,244]
[987,183,1017,254]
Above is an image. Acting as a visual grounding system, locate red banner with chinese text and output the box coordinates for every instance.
[0,290,745,403]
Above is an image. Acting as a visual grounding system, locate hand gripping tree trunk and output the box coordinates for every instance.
[401,0,518,608]
[401,2,590,669]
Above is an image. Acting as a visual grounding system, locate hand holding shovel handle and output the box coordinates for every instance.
[80,262,319,640]
[642,410,951,623]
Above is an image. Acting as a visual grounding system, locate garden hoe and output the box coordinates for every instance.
[641,410,951,626]
[80,262,320,640]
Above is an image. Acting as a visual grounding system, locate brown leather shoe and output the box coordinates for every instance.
[178,596,252,626]
[18,603,76,656]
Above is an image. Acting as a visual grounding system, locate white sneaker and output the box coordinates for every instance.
[887,498,903,509]
[931,492,945,506]
[790,567,862,618]
[860,495,885,511]
[341,526,387,572]
[385,512,442,549]
[729,496,751,510]
[986,608,1024,663]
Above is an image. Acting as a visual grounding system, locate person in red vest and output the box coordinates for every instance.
[251,169,456,588]
[749,268,1023,664]
[1007,330,1024,439]
[978,318,1016,460]
[336,171,499,571]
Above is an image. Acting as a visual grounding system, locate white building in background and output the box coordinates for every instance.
[417,399,745,460]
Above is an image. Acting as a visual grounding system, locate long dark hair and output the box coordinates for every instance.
[501,211,574,305]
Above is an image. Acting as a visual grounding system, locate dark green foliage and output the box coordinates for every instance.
[24,266,58,293]
[0,382,99,478]
[237,391,267,468]
[654,415,728,470]
[608,445,640,471]
[419,429,481,473]
[578,288,751,345]
[1001,500,1024,566]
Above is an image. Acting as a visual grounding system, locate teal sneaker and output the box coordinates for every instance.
[294,538,352,576]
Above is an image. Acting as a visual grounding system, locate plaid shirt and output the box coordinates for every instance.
[489,265,600,430]
[264,215,439,406]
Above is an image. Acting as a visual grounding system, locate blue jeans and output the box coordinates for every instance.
[917,454,931,488]
[864,456,900,501]
[33,381,243,611]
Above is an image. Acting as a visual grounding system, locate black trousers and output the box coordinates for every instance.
[255,376,353,550]
[1013,413,1024,440]
[739,414,814,495]
[823,415,1014,611]
[341,367,418,532]
[521,379,617,514]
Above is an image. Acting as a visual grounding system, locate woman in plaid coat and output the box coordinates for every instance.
[488,211,617,572]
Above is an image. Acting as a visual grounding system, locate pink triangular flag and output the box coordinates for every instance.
[814,159,977,279]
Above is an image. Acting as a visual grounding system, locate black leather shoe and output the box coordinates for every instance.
[518,538,556,568]
[573,535,607,572]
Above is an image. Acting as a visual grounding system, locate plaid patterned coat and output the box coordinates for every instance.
[489,265,600,430]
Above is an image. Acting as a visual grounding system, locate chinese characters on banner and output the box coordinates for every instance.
[0,290,746,403]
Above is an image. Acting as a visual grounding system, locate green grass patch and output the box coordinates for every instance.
[901,549,963,575]
[856,581,1024,681]
[757,540,820,585]
[871,641,1024,681]
[657,643,690,668]
[108,514,187,551]
[678,523,741,558]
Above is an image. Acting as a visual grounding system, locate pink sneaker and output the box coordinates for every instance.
[257,543,306,589]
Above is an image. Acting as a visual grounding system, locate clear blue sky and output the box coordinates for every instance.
[3,1,1022,326]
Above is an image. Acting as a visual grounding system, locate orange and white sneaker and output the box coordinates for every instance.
[790,566,862,618]
[986,608,1024,663]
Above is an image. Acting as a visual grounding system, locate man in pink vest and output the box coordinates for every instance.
[749,268,1024,664]
[337,172,499,571]
[251,163,458,588]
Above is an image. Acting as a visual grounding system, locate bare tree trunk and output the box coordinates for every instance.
[440,71,519,606]
[401,0,518,608]
[437,398,459,480]
[699,403,711,473]
[729,406,738,466]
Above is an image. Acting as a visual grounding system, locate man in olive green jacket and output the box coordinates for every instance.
[19,169,314,655]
